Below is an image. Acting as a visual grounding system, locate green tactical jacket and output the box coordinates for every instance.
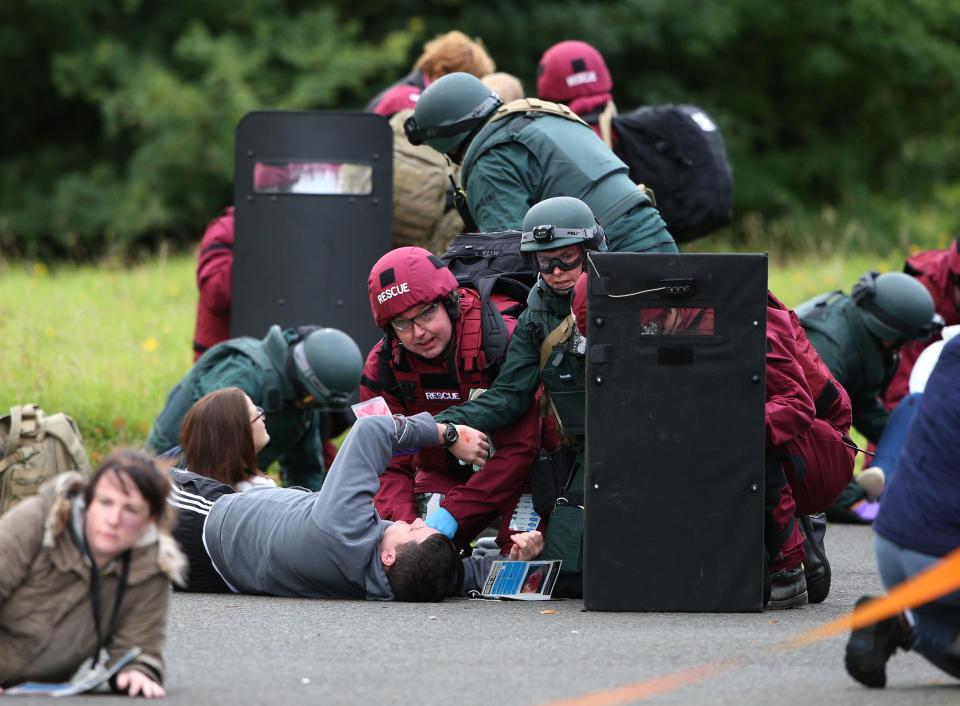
[147,327,329,490]
[799,294,896,443]
[460,114,677,254]
[436,281,587,502]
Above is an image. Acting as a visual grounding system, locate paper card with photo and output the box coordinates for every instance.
[481,560,562,600]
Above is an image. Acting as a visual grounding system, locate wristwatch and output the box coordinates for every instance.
[442,423,459,448]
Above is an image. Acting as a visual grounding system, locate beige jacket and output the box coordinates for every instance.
[0,472,185,687]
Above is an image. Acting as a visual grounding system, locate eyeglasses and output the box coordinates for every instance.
[251,406,266,424]
[533,249,585,273]
[390,301,441,334]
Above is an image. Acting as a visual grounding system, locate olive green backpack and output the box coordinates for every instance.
[0,404,91,515]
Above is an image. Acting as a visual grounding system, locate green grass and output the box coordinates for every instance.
[0,248,894,461]
[0,254,197,462]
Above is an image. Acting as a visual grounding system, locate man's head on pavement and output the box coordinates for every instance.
[381,518,459,601]
[536,40,613,116]
[368,247,459,359]
[521,197,607,295]
[291,328,364,408]
[851,270,938,347]
[405,72,503,162]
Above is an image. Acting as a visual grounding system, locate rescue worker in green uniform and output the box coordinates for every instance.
[404,72,676,255]
[436,196,604,595]
[147,325,364,491]
[797,272,938,521]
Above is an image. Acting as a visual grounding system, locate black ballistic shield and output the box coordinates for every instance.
[232,111,392,354]
[583,252,768,611]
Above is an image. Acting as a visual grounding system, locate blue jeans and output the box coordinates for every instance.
[873,393,922,485]
[875,534,960,679]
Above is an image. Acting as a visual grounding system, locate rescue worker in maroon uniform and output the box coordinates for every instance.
[571,275,854,608]
[193,207,235,361]
[763,293,856,607]
[884,235,960,409]
[361,247,540,554]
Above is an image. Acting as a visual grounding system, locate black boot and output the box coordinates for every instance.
[845,595,912,688]
[800,513,831,604]
[767,566,808,610]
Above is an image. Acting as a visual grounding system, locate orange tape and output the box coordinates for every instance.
[535,545,960,706]
[536,661,736,706]
[786,544,960,648]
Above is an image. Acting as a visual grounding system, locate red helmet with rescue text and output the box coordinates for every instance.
[536,40,612,105]
[368,247,459,328]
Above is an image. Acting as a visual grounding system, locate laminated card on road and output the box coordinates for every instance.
[481,560,562,600]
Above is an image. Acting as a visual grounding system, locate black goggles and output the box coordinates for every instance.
[532,249,585,273]
[403,95,503,147]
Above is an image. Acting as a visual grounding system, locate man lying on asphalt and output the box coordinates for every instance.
[201,413,543,601]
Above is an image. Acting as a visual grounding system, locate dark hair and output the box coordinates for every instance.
[180,387,259,487]
[386,534,459,602]
[84,451,171,528]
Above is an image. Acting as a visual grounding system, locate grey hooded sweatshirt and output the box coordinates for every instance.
[203,413,494,600]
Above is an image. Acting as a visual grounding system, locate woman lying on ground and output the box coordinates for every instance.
[167,386,276,592]
[180,386,275,490]
[0,452,184,698]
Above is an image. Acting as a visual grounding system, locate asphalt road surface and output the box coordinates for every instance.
[17,524,959,705]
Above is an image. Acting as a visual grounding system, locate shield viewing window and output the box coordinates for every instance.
[637,307,716,336]
[253,161,373,195]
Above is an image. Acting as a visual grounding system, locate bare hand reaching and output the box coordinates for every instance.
[116,669,166,699]
[508,531,544,561]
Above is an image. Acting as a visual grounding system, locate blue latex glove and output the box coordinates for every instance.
[424,507,459,538]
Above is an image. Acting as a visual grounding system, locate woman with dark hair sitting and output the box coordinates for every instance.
[0,452,184,698]
[167,387,275,592]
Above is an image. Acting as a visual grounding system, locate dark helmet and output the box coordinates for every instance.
[367,247,459,328]
[404,72,503,156]
[291,328,363,407]
[520,196,608,254]
[851,271,937,341]
[536,40,612,104]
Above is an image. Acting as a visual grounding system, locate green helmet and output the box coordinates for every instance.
[851,271,937,341]
[291,328,363,408]
[520,196,608,253]
[404,72,503,156]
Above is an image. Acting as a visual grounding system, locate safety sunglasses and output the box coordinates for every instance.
[391,301,442,334]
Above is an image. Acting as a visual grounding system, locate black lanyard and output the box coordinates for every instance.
[82,541,132,666]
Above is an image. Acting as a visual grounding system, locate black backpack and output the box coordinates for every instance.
[441,230,536,301]
[611,104,733,242]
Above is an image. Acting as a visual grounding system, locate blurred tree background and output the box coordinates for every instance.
[3,0,960,259]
